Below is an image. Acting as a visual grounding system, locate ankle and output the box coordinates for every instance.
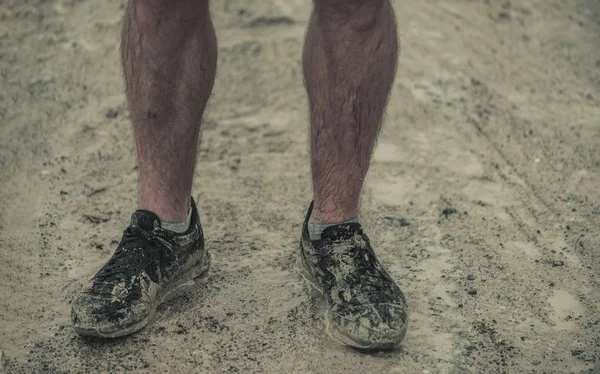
[308,218,360,241]
[138,197,190,223]
[310,202,359,224]
[161,204,192,234]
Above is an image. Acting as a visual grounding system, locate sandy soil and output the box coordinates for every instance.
[1,0,599,373]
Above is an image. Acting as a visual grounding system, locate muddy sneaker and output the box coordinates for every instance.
[71,198,210,338]
[299,202,408,350]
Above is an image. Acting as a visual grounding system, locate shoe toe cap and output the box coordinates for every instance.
[71,294,138,335]
[331,303,408,349]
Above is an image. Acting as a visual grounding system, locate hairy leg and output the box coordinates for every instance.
[304,0,398,224]
[122,0,217,222]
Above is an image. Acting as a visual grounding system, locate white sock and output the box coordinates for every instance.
[161,204,192,234]
[308,218,360,241]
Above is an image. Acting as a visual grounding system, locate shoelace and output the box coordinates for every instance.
[319,229,398,292]
[317,231,377,272]
[95,226,161,283]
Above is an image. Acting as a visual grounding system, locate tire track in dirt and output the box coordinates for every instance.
[387,0,599,372]
[448,1,600,371]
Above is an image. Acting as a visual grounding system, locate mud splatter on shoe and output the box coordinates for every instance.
[71,198,210,338]
[299,202,408,350]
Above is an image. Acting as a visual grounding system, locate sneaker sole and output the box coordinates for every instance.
[296,245,406,351]
[74,249,211,338]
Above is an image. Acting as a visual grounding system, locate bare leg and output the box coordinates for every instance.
[299,3,407,349]
[304,0,398,224]
[71,0,217,338]
[122,0,217,222]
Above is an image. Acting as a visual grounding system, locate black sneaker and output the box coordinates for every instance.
[71,198,210,338]
[299,202,408,350]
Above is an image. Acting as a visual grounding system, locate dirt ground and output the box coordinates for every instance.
[1,0,599,373]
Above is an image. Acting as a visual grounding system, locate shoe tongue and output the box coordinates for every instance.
[130,210,160,231]
[320,222,363,241]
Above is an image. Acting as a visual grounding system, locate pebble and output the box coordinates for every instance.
[1,350,6,371]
